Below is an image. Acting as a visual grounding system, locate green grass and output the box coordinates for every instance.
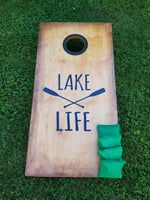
[0,0,150,199]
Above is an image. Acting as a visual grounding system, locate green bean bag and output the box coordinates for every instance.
[97,124,120,138]
[98,146,123,160]
[98,160,126,178]
[98,135,121,149]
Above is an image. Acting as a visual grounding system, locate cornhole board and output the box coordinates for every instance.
[25,22,118,177]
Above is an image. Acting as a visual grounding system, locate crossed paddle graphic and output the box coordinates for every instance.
[43,87,105,109]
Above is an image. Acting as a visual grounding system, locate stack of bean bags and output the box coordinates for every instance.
[97,124,126,178]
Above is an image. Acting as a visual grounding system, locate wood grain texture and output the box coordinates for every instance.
[25,22,118,177]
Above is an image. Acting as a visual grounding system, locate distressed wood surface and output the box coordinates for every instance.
[25,22,118,177]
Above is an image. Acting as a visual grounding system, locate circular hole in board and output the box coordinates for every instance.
[63,34,88,55]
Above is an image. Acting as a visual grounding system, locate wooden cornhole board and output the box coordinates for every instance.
[25,22,118,177]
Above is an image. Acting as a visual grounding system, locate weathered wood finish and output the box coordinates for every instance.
[25,22,118,177]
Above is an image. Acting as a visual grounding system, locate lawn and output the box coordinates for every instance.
[0,0,150,199]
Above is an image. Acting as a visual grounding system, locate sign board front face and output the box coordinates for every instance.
[25,22,118,177]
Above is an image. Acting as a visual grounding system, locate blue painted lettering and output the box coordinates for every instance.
[75,112,81,131]
[84,112,91,132]
[85,74,90,90]
[56,111,63,131]
[75,74,83,90]
[58,74,63,90]
[58,74,90,91]
[56,111,91,132]
[65,112,73,131]
[64,74,73,90]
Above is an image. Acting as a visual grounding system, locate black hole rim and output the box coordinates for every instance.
[63,34,88,56]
